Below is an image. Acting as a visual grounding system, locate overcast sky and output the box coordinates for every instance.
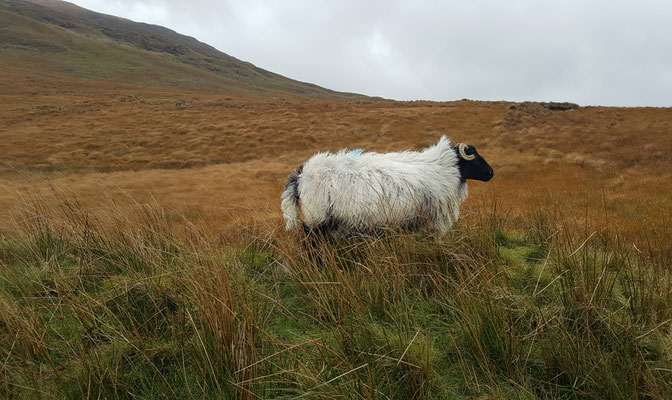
[70,0,671,107]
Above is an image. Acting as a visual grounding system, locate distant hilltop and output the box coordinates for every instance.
[0,0,369,99]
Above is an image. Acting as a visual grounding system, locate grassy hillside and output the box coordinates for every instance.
[0,0,366,98]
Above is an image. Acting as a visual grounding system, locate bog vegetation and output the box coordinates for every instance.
[1,191,670,399]
[2,92,672,399]
[2,89,671,399]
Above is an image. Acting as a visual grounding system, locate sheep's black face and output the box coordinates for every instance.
[454,144,494,182]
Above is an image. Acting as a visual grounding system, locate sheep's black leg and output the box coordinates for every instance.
[301,219,339,268]
[300,224,323,268]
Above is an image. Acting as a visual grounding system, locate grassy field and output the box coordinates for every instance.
[1,192,670,399]
[2,92,671,239]
[1,82,672,398]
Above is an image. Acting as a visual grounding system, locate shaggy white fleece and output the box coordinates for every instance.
[281,136,468,236]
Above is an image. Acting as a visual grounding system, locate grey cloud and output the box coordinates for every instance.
[74,0,672,106]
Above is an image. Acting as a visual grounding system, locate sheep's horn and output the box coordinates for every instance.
[458,143,475,160]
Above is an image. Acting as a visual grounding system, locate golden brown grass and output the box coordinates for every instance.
[2,85,670,243]
[1,80,671,398]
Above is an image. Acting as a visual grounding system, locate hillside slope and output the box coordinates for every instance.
[0,0,366,98]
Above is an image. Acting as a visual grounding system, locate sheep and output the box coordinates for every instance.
[281,136,493,237]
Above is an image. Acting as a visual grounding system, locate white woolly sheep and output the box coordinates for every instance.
[281,136,493,237]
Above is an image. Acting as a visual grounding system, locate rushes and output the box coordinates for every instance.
[189,257,267,398]
[0,195,670,398]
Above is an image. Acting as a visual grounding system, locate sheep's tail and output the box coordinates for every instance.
[281,164,303,230]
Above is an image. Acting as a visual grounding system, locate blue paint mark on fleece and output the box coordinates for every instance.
[348,148,363,157]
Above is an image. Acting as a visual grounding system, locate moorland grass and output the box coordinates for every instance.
[0,198,670,399]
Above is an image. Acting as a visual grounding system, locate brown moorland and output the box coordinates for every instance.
[1,81,670,242]
[2,0,669,241]
[2,81,672,398]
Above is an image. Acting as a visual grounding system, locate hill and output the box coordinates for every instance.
[0,0,366,98]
